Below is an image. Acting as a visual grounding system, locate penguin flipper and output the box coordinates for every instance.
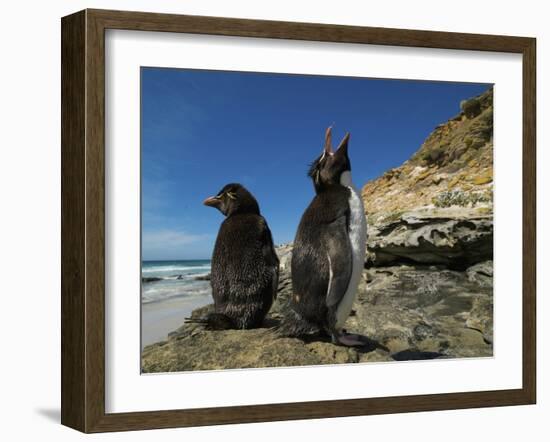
[324,215,353,310]
[259,218,280,301]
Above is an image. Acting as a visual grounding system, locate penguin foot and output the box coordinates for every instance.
[333,332,369,347]
[184,313,235,330]
[332,330,389,351]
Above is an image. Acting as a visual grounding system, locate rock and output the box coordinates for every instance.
[465,293,493,344]
[347,264,493,360]
[143,328,360,372]
[472,174,493,185]
[276,243,293,272]
[466,260,493,287]
[194,273,211,281]
[142,277,162,283]
[366,210,492,269]
[358,349,393,363]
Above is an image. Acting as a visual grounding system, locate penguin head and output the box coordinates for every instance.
[308,127,351,192]
[203,183,260,216]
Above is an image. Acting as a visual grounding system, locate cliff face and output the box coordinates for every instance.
[362,88,493,269]
[362,87,493,216]
[142,88,494,373]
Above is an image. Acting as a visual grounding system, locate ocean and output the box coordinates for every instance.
[141,259,212,304]
[141,260,213,348]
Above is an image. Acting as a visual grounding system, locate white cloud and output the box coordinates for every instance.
[143,229,206,247]
[142,229,211,260]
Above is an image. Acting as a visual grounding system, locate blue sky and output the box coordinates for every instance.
[141,67,490,260]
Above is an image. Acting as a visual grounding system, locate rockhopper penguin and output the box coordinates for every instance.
[281,127,368,346]
[188,183,279,330]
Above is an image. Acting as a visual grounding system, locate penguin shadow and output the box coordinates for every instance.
[390,349,445,361]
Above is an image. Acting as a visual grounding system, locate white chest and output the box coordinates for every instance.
[335,171,367,328]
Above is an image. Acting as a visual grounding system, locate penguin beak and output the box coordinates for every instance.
[203,196,220,208]
[323,126,334,156]
[335,132,350,156]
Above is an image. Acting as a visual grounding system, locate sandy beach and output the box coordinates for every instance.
[141,259,213,349]
[141,294,211,348]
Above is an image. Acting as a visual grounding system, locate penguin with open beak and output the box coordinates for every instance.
[279,127,369,346]
[189,183,279,330]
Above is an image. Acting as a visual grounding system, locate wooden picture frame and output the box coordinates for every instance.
[61,8,536,433]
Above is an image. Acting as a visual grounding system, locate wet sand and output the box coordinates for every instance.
[141,295,210,349]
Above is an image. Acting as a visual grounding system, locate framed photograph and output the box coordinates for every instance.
[61,9,536,433]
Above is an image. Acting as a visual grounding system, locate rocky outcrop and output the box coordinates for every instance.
[143,324,361,372]
[142,277,162,283]
[366,208,493,269]
[193,273,211,281]
[353,263,493,358]
[362,88,493,215]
